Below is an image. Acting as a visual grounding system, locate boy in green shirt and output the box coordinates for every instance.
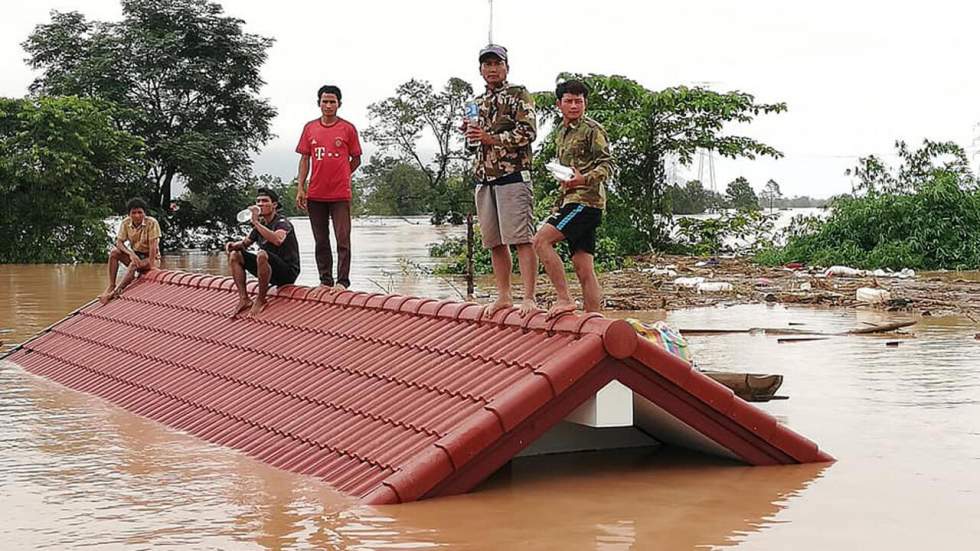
[532,80,614,318]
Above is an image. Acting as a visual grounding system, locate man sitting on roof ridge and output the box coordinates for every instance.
[225,188,301,316]
[98,197,161,305]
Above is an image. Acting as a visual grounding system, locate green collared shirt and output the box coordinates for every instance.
[556,115,614,209]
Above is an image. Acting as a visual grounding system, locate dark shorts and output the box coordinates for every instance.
[242,250,299,286]
[545,203,603,255]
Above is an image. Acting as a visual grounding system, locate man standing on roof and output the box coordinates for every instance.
[98,197,161,304]
[225,188,301,316]
[465,44,539,318]
[532,79,614,318]
[295,84,362,290]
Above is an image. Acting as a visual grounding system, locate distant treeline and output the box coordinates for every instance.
[664,179,828,215]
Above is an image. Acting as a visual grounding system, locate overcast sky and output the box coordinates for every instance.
[3,0,980,198]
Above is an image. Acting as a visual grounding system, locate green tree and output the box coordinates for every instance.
[761,179,782,212]
[533,74,784,253]
[665,180,726,214]
[759,140,980,270]
[725,177,760,210]
[847,139,976,194]
[357,157,433,216]
[0,96,144,263]
[23,0,277,247]
[364,78,474,223]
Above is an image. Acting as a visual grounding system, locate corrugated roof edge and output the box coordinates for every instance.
[629,338,834,464]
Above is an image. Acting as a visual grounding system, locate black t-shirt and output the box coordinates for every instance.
[248,213,300,273]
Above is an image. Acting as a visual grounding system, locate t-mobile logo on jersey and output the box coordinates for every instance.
[314,147,325,160]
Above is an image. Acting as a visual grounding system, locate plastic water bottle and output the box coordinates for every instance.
[236,207,256,223]
[465,101,480,147]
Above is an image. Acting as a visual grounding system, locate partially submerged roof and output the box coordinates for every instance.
[6,270,832,504]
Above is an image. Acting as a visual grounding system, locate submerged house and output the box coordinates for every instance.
[6,270,831,504]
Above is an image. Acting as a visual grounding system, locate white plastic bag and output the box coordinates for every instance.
[697,281,733,293]
[856,287,891,303]
[672,276,705,288]
[545,161,574,181]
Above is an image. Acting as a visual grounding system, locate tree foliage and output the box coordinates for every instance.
[675,209,777,256]
[846,139,977,194]
[357,156,434,216]
[0,96,144,262]
[533,73,785,253]
[363,78,474,223]
[23,0,277,248]
[761,179,782,211]
[759,140,980,269]
[664,180,725,214]
[725,176,760,210]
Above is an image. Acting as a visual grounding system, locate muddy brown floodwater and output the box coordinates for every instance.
[2,217,979,549]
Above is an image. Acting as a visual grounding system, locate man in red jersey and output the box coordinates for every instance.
[295,84,362,289]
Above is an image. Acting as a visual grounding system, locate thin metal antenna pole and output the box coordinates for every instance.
[488,0,494,44]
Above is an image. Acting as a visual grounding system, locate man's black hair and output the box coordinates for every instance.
[256,187,280,208]
[556,79,590,101]
[317,85,343,102]
[126,197,148,212]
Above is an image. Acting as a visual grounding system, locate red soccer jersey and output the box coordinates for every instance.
[296,118,362,201]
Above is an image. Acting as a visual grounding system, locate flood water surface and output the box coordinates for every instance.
[2,218,979,549]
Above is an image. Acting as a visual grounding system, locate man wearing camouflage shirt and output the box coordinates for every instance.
[532,79,614,318]
[465,44,539,318]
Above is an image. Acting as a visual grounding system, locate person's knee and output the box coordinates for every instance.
[572,253,595,276]
[256,250,269,266]
[533,228,562,253]
[229,250,243,264]
[531,232,551,254]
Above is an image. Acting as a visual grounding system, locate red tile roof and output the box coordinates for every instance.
[6,270,832,504]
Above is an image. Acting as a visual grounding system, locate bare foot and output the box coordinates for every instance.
[248,299,266,317]
[231,297,252,316]
[547,299,577,319]
[483,297,513,320]
[97,291,114,305]
[518,298,540,318]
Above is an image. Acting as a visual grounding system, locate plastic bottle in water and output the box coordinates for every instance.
[465,101,480,147]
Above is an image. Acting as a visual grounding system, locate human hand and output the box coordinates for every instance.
[561,168,585,190]
[465,124,494,145]
[296,189,308,212]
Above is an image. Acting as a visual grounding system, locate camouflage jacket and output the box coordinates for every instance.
[469,81,537,182]
[556,115,614,209]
